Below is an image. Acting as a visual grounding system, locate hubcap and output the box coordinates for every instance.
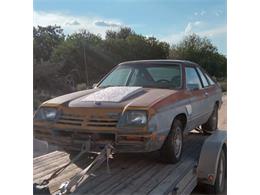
[173,127,182,158]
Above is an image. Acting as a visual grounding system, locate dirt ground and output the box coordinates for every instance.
[218,94,227,130]
[33,94,227,194]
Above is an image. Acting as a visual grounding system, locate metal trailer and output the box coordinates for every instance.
[33,130,227,195]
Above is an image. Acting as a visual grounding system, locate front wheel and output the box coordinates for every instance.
[160,119,183,164]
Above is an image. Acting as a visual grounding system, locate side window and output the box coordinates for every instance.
[196,68,209,87]
[205,73,215,85]
[185,67,202,90]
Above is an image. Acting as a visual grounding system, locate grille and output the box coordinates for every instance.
[57,112,120,128]
[57,114,84,126]
[86,118,118,128]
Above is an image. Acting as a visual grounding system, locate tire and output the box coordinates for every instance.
[160,119,183,164]
[202,104,218,132]
[207,149,226,194]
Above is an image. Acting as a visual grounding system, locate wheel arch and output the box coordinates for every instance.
[215,100,220,108]
[172,113,187,131]
[159,112,187,150]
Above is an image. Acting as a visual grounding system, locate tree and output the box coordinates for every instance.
[33,25,65,62]
[33,26,226,108]
[169,34,226,78]
[103,28,170,61]
[106,27,134,40]
[51,30,113,85]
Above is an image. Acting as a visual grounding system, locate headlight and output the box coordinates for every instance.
[34,107,58,121]
[119,110,147,127]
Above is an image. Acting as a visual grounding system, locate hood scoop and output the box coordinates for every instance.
[81,86,144,103]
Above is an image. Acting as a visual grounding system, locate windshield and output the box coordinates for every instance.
[98,63,182,89]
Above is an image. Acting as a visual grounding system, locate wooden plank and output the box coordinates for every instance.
[180,176,197,195]
[148,140,204,195]
[48,165,82,193]
[85,159,147,194]
[100,161,156,195]
[34,157,71,180]
[77,134,205,194]
[107,163,161,195]
[48,153,114,193]
[33,151,63,162]
[34,153,93,182]
[33,133,208,195]
[33,151,68,166]
[175,170,197,195]
[35,154,136,194]
[123,137,203,194]
[34,153,70,171]
[71,155,137,194]
[149,161,196,195]
[129,139,203,195]
[33,151,68,164]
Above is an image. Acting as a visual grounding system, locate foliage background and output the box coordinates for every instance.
[33,25,226,109]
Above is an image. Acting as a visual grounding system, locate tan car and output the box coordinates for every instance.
[34,60,222,163]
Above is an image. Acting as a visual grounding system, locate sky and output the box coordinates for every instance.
[33,0,227,54]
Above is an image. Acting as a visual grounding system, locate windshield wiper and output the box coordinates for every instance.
[142,85,176,89]
[98,85,124,88]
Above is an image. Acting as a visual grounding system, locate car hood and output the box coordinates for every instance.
[44,86,178,109]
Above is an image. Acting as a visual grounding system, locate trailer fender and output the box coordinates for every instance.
[197,130,227,185]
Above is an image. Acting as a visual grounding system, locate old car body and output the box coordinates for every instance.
[34,60,222,155]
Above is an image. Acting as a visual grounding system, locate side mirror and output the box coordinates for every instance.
[92,83,98,88]
[187,83,200,91]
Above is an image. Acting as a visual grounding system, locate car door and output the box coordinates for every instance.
[195,67,213,123]
[198,68,222,121]
[185,66,208,129]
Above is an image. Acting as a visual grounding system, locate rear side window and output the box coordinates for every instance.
[205,73,215,85]
[196,68,209,87]
[185,67,202,90]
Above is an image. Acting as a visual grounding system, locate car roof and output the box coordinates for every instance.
[118,59,199,67]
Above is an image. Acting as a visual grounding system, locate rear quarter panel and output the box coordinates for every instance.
[205,84,222,113]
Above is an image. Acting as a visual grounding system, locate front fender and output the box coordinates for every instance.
[147,103,189,150]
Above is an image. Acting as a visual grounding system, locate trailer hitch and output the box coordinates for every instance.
[33,142,114,195]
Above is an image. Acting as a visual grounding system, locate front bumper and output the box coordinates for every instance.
[34,126,162,153]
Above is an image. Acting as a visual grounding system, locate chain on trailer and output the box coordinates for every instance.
[33,142,114,195]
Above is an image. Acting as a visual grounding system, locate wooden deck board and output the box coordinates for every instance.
[149,136,205,195]
[34,156,71,178]
[33,133,207,195]
[73,157,138,194]
[105,139,201,195]
[100,161,156,195]
[34,150,66,162]
[131,140,202,195]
